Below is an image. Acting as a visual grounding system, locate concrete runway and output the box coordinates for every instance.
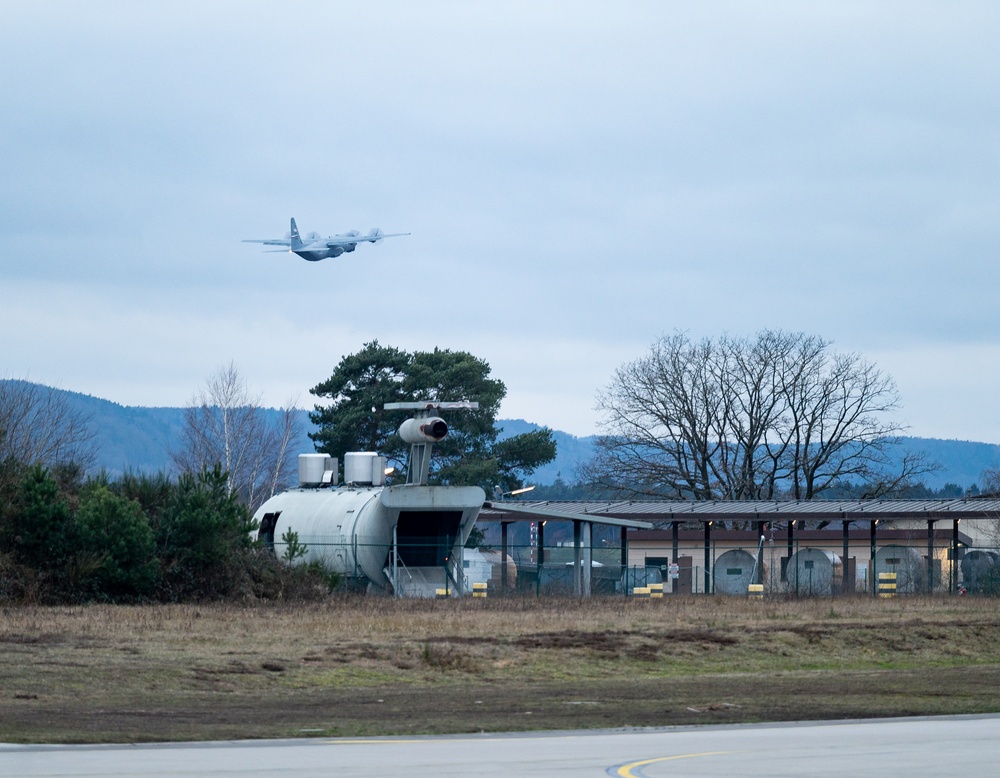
[3,715,997,776]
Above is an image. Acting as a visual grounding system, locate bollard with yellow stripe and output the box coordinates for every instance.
[648,582,664,599]
[472,582,488,599]
[435,588,449,599]
[632,586,651,599]
[747,583,764,599]
[877,572,897,598]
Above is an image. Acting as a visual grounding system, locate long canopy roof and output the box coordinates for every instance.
[481,500,654,529]
[481,498,1000,524]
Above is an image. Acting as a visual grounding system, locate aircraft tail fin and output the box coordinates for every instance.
[290,218,304,250]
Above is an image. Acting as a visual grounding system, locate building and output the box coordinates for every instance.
[480,498,1000,596]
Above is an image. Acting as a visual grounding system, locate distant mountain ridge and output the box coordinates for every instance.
[498,421,1000,491]
[5,381,999,490]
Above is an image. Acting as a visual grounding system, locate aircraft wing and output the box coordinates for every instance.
[242,239,292,246]
[322,231,410,247]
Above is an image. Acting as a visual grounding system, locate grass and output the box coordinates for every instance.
[1,595,999,743]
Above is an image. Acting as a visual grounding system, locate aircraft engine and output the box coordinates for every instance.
[329,246,344,257]
[344,244,356,252]
[398,416,448,444]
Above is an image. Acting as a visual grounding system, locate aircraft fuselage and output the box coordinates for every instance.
[295,239,362,260]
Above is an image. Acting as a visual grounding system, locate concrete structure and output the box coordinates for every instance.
[481,498,999,595]
[627,526,972,595]
[478,502,653,596]
[253,405,487,597]
[253,403,654,598]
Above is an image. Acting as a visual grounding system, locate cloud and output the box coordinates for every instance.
[2,2,1000,441]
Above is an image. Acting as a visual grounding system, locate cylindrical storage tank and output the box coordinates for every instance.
[344,452,387,486]
[252,487,391,587]
[713,549,758,595]
[298,454,331,487]
[961,550,998,593]
[873,545,925,594]
[786,548,841,596]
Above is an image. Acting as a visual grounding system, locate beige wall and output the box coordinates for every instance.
[628,536,956,593]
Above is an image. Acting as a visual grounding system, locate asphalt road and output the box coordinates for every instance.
[3,715,997,777]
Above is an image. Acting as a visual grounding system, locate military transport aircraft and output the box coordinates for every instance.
[243,218,409,261]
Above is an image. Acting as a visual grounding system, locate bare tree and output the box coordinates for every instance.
[171,363,302,512]
[0,379,96,481]
[584,333,724,499]
[981,467,1000,496]
[586,331,931,500]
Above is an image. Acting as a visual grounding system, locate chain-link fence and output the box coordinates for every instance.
[282,534,1000,597]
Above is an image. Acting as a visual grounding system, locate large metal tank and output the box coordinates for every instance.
[961,550,999,593]
[254,486,389,583]
[786,548,841,596]
[713,549,758,595]
[253,482,486,593]
[873,545,926,594]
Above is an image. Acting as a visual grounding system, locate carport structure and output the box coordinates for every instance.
[479,501,652,596]
[481,498,1000,595]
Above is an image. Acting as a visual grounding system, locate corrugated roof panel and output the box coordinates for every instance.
[492,498,1000,520]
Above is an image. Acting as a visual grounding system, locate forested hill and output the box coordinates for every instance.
[497,420,1000,492]
[6,382,999,490]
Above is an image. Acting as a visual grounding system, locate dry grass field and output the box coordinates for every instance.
[2,595,999,743]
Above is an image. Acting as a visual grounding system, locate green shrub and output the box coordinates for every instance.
[3,467,75,595]
[73,485,158,600]
[154,465,254,600]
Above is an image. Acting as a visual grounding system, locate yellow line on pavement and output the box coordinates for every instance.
[615,751,731,777]
[320,739,425,745]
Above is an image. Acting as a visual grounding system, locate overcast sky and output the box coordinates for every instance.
[2,2,999,442]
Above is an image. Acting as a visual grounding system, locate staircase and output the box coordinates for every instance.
[384,565,457,598]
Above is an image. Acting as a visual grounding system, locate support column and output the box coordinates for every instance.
[392,524,400,598]
[870,520,878,596]
[952,519,960,594]
[573,520,582,597]
[535,521,545,596]
[842,520,850,594]
[581,521,592,598]
[672,521,680,594]
[787,521,795,583]
[620,526,628,598]
[704,521,712,594]
[755,520,766,584]
[927,519,935,595]
[501,521,509,593]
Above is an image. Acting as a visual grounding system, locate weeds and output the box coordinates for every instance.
[1,596,999,743]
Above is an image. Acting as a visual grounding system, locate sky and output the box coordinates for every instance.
[2,2,1000,442]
